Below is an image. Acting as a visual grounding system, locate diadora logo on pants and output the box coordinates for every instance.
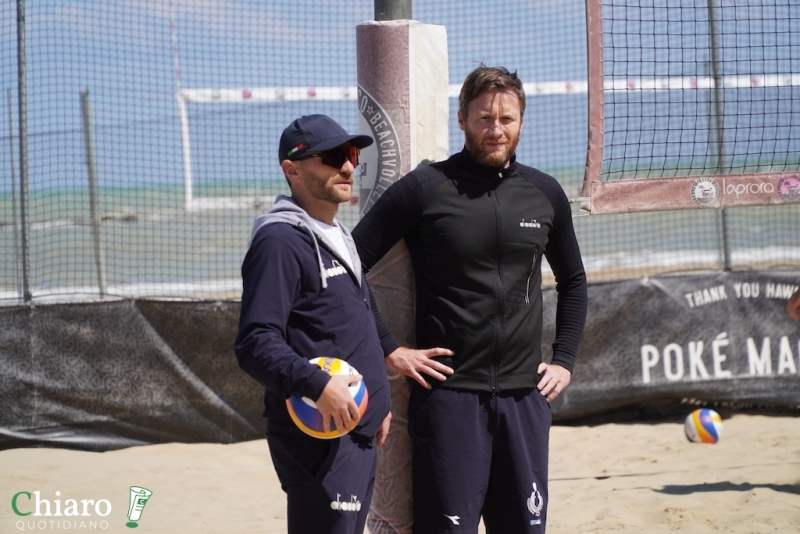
[444,514,460,525]
[325,260,348,278]
[330,493,361,512]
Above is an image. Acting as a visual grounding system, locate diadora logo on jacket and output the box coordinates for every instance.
[519,218,541,228]
[325,260,348,278]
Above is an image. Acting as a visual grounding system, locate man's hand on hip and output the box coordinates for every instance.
[385,347,454,389]
[536,363,571,402]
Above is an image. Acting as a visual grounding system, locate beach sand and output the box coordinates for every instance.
[1,414,799,533]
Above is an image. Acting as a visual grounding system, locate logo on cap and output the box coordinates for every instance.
[287,144,305,158]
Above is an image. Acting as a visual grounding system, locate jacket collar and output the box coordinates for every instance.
[455,146,518,181]
[248,195,362,289]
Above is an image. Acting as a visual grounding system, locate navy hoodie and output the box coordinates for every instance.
[234,195,391,440]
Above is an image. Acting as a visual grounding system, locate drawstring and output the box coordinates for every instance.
[307,227,329,289]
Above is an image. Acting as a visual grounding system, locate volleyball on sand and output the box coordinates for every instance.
[684,408,723,444]
[286,357,368,439]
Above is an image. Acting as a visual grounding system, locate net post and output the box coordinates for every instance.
[177,92,194,212]
[16,0,32,302]
[707,0,726,173]
[7,88,22,300]
[80,90,108,297]
[582,0,604,211]
[707,0,732,271]
[170,3,194,212]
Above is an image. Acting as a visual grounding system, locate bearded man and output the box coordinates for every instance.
[352,65,588,534]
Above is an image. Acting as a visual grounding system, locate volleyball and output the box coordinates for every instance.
[684,408,723,444]
[286,357,368,439]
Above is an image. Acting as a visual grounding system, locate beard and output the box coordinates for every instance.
[463,127,520,168]
[308,177,352,205]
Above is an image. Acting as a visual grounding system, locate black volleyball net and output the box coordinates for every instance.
[583,0,800,214]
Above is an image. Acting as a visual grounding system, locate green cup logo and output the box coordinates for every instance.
[126,486,152,528]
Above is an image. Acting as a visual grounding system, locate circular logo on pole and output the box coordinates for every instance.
[357,85,402,217]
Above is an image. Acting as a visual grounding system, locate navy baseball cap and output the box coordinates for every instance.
[279,114,374,162]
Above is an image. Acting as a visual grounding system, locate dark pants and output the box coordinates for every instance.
[266,422,377,534]
[409,386,551,533]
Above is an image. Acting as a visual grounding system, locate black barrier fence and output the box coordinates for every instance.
[0,300,263,450]
[1,270,797,451]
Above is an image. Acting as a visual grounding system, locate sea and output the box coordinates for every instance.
[2,178,799,304]
[2,92,799,304]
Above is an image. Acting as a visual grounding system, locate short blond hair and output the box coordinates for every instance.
[459,64,526,119]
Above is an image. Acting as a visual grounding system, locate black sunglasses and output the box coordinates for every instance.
[297,146,359,168]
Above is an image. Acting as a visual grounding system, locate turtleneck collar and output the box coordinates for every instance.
[455,146,518,181]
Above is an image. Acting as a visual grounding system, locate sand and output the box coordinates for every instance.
[1,414,799,534]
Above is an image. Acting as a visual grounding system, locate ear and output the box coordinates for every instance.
[281,159,302,187]
[457,109,466,132]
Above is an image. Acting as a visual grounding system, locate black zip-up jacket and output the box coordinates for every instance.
[353,148,588,393]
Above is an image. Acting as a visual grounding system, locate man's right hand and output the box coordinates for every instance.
[385,347,455,389]
[314,374,363,434]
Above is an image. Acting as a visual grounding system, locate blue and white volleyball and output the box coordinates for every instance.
[286,357,368,439]
[684,408,723,444]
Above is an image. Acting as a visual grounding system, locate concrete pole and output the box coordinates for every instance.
[356,18,448,534]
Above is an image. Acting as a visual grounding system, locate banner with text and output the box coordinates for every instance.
[548,270,800,419]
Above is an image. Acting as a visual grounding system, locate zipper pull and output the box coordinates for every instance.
[491,387,497,398]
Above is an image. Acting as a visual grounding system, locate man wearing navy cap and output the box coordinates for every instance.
[234,114,452,534]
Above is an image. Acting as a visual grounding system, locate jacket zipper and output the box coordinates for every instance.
[490,182,504,397]
[524,245,539,304]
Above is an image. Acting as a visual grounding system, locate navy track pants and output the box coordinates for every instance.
[409,386,551,533]
[266,422,377,534]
